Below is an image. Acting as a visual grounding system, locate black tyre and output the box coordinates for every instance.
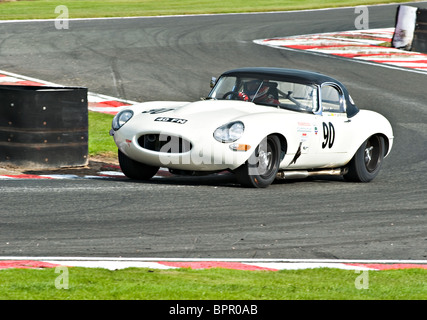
[344,135,385,182]
[118,150,159,180]
[235,135,281,188]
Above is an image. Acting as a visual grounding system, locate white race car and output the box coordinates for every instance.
[110,68,393,188]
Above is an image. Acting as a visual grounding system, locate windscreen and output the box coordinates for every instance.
[208,75,318,112]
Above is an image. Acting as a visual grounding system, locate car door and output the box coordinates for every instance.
[314,83,352,165]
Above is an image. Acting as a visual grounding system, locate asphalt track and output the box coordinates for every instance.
[0,3,426,261]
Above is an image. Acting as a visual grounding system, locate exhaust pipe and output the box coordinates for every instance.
[276,168,347,180]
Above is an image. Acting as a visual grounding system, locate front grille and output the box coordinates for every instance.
[138,134,192,153]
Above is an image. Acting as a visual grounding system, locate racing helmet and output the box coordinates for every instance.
[244,80,269,101]
[250,85,269,100]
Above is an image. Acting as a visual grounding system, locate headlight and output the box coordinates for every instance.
[213,121,245,143]
[112,110,134,131]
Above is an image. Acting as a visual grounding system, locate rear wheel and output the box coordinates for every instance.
[235,135,281,188]
[344,135,385,182]
[118,150,159,180]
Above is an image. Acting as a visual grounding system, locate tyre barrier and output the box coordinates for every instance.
[0,85,88,168]
[413,8,427,53]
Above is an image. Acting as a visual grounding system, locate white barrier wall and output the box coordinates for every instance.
[392,5,417,50]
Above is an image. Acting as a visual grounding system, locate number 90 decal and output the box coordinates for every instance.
[322,122,335,149]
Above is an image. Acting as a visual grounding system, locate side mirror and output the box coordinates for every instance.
[210,77,217,88]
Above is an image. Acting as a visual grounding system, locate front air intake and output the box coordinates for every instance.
[138,134,192,153]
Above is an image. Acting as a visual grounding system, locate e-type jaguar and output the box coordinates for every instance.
[110,68,393,188]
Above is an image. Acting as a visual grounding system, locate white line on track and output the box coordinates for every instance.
[0,4,396,24]
[3,256,423,263]
[1,257,426,271]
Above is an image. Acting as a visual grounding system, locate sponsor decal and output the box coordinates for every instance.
[297,121,313,134]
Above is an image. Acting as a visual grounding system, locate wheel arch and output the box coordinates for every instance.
[350,110,393,158]
[346,131,392,165]
[375,133,391,157]
[355,132,391,158]
[344,133,386,182]
[271,132,288,160]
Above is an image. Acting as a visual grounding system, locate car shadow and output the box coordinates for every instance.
[120,171,346,188]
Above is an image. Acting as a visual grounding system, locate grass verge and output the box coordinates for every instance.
[88,111,116,157]
[0,266,426,299]
[0,0,413,20]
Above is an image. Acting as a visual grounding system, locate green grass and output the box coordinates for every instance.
[0,0,413,20]
[0,267,425,299]
[88,111,116,157]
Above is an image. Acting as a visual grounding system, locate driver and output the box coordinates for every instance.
[238,80,279,104]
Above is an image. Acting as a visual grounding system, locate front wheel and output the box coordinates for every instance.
[344,135,385,182]
[118,150,159,180]
[235,135,281,188]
